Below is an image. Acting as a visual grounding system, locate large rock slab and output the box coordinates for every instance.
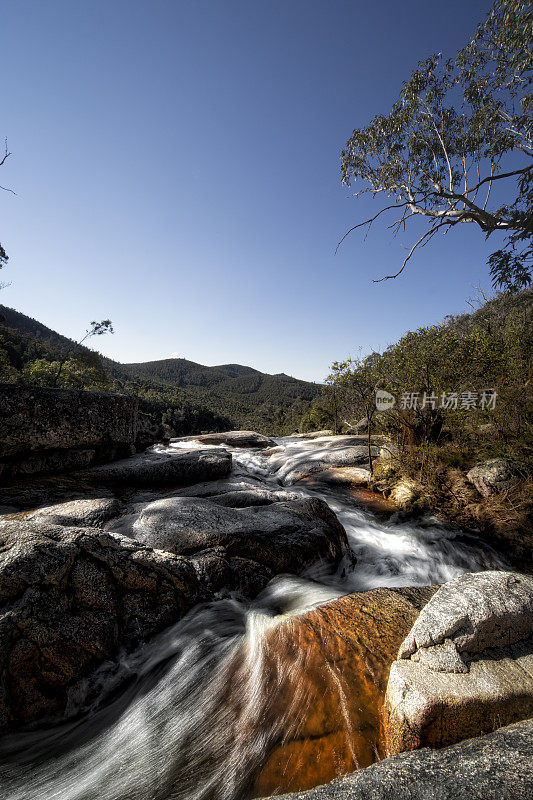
[383,571,533,754]
[169,476,299,507]
[26,497,124,527]
[175,430,277,449]
[0,491,349,732]
[74,447,232,487]
[466,458,525,497]
[0,384,138,479]
[272,444,377,485]
[251,586,437,796]
[271,718,533,800]
[0,519,199,731]
[129,496,350,577]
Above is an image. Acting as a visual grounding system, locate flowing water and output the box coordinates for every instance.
[0,437,506,800]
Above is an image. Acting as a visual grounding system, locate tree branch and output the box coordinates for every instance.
[373,221,448,282]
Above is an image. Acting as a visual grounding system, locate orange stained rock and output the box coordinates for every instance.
[251,586,437,796]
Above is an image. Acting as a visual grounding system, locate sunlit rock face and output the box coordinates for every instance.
[251,586,437,796]
[383,571,533,755]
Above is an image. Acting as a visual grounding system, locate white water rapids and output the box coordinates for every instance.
[0,436,505,800]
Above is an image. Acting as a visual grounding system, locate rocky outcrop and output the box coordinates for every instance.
[301,466,371,487]
[0,519,200,730]
[388,478,421,509]
[466,458,525,497]
[0,384,138,479]
[74,447,232,487]
[272,718,533,800]
[383,571,533,754]
[0,489,349,732]
[252,586,438,796]
[271,441,377,485]
[175,430,277,449]
[128,495,350,585]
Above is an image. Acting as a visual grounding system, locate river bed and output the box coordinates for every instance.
[0,436,505,800]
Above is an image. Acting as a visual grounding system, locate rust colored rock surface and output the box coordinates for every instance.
[252,586,437,796]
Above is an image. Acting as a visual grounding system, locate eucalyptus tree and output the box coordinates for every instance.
[52,319,114,387]
[338,0,532,292]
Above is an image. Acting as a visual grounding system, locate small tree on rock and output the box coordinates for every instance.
[53,320,114,387]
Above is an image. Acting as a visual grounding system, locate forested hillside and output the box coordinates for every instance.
[302,287,532,545]
[304,287,532,444]
[0,305,321,435]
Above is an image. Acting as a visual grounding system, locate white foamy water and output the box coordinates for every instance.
[0,436,506,800]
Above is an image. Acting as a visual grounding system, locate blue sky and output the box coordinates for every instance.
[1,0,498,382]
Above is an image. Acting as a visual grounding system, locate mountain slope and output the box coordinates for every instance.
[0,305,320,434]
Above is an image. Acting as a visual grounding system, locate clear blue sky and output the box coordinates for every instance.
[1,0,497,382]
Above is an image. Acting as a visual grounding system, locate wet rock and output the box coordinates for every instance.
[175,430,277,449]
[271,718,533,800]
[0,488,350,732]
[303,466,371,487]
[169,477,299,507]
[383,571,533,754]
[0,519,200,731]
[466,458,525,497]
[273,445,377,485]
[190,548,275,597]
[252,586,437,796]
[129,496,350,575]
[74,448,232,488]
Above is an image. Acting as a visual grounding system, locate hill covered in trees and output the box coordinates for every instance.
[0,305,321,435]
[304,287,532,443]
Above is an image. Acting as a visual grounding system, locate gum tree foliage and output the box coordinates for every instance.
[339,0,532,292]
[328,354,383,472]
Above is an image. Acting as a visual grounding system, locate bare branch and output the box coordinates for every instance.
[0,139,11,168]
[467,163,533,195]
[335,201,416,254]
[373,221,448,282]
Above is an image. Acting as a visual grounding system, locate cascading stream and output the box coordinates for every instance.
[0,437,506,800]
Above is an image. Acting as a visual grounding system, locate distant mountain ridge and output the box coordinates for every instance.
[0,305,320,433]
